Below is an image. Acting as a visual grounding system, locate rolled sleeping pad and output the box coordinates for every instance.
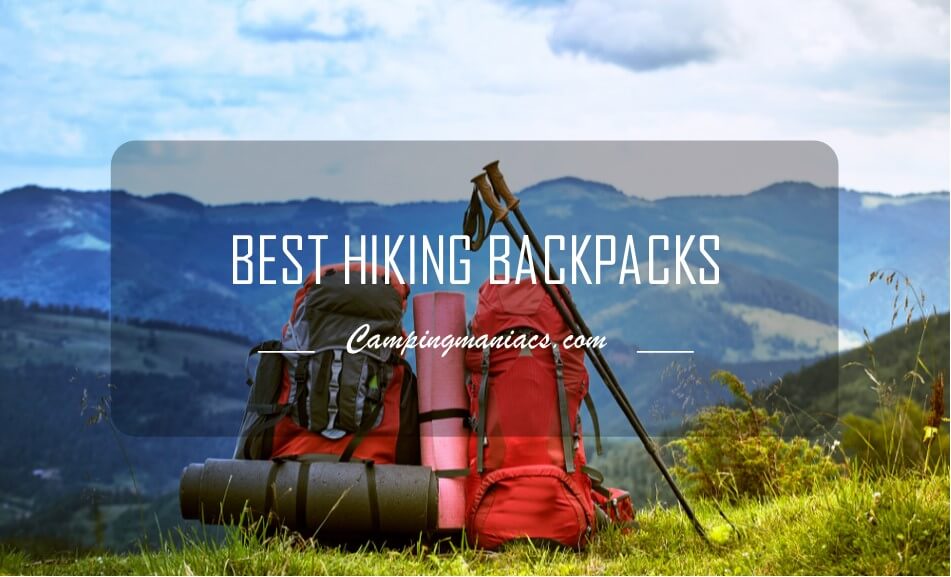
[180,459,438,536]
[413,292,469,531]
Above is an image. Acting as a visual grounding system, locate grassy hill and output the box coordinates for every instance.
[754,313,949,436]
[1,474,946,575]
[587,313,949,504]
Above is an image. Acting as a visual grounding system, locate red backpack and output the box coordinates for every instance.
[234,263,420,465]
[464,278,601,549]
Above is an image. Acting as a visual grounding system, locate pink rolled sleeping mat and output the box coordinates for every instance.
[413,292,469,531]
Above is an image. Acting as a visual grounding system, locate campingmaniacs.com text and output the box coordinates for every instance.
[347,323,607,358]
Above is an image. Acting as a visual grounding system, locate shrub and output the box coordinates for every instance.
[669,371,840,501]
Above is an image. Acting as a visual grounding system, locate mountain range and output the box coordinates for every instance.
[0,180,947,433]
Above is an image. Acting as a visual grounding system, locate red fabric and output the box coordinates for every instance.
[467,465,591,549]
[270,362,407,463]
[465,278,595,549]
[593,487,636,530]
[270,262,410,463]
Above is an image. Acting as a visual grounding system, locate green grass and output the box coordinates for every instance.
[2,474,946,576]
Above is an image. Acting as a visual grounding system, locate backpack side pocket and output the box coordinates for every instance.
[234,340,286,460]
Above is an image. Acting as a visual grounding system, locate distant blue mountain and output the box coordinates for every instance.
[2,179,947,431]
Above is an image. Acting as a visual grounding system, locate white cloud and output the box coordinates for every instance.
[548,0,948,89]
[838,328,865,352]
[549,0,724,70]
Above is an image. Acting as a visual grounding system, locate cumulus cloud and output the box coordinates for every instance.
[548,0,949,80]
[549,0,726,71]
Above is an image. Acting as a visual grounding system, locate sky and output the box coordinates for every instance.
[1,0,948,199]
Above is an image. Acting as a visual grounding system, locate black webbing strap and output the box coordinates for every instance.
[295,462,311,532]
[552,344,575,473]
[476,346,490,473]
[324,350,344,434]
[338,391,384,463]
[395,359,421,464]
[294,355,309,395]
[418,408,470,423]
[583,393,603,456]
[276,453,341,464]
[434,468,470,479]
[582,464,604,484]
[421,406,471,479]
[241,405,293,460]
[462,183,496,251]
[581,464,611,498]
[245,342,267,386]
[248,402,285,415]
[365,462,381,532]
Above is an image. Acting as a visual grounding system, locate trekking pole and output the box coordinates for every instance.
[470,167,709,543]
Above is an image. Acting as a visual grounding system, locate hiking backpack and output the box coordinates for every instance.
[234,263,420,465]
[464,278,602,549]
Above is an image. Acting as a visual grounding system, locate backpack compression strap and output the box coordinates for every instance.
[418,408,470,424]
[418,407,471,479]
[476,346,491,474]
[583,393,603,456]
[552,343,576,473]
[474,343,585,474]
[337,359,412,463]
[322,350,346,439]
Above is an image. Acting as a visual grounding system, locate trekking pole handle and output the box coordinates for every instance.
[471,172,512,221]
[483,160,520,211]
